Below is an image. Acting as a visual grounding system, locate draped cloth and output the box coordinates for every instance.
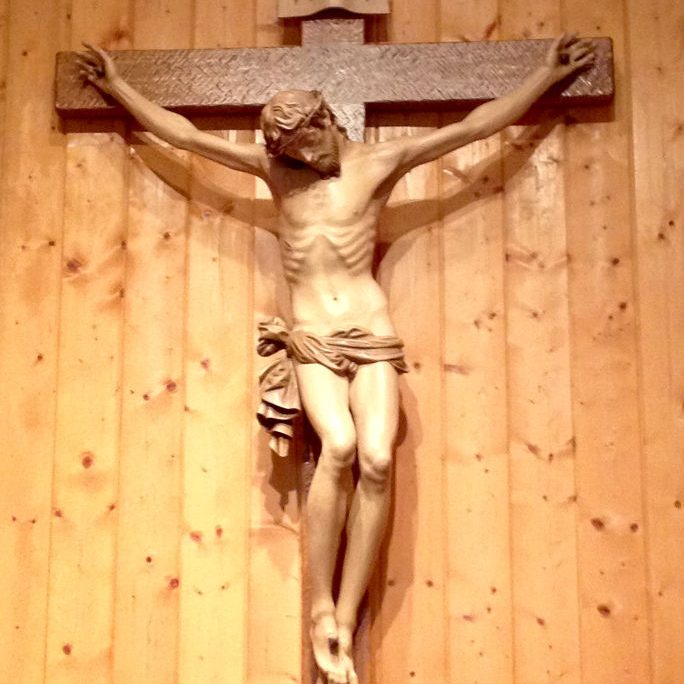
[256,316,408,456]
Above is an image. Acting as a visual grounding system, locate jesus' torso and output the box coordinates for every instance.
[265,140,400,337]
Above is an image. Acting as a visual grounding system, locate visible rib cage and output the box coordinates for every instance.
[280,222,375,283]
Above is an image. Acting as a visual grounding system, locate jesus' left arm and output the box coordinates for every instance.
[378,33,594,181]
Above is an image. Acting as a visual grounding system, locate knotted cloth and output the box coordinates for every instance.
[256,317,408,456]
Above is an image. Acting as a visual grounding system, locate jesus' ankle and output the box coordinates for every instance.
[335,619,355,642]
[311,604,337,626]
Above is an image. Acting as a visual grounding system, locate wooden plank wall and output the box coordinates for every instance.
[0,0,681,682]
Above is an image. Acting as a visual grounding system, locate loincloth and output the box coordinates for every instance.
[256,316,408,456]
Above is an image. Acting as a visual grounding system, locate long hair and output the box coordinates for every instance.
[260,90,346,157]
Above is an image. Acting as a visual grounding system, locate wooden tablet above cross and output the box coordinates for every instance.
[55,0,614,140]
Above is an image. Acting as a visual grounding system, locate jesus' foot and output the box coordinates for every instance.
[311,612,348,684]
[337,624,358,684]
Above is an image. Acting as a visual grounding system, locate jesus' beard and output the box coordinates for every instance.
[310,135,341,177]
[312,151,341,178]
[280,133,342,178]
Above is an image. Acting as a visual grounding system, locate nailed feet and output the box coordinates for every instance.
[311,613,358,684]
[337,623,358,684]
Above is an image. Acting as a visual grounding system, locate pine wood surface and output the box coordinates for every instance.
[0,0,681,682]
[0,0,8,176]
[628,0,684,681]
[439,6,514,682]
[112,2,191,682]
[564,1,651,681]
[500,4,583,682]
[0,1,68,681]
[44,4,130,682]
[176,0,256,678]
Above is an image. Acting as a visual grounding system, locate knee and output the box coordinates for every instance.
[321,432,357,473]
[359,447,392,488]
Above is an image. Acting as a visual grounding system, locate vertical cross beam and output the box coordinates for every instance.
[299,15,368,140]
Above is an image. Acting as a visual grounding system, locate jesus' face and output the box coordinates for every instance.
[281,121,341,177]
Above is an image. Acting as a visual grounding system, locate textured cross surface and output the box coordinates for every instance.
[55,12,614,141]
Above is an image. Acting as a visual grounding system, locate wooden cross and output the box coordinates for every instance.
[55,0,614,140]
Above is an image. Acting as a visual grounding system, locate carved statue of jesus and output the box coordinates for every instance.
[80,34,593,684]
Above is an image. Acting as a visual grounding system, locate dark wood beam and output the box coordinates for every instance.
[55,37,614,120]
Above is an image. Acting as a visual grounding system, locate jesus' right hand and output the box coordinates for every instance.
[77,43,120,96]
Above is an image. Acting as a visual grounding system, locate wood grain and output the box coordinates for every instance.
[45,131,126,683]
[44,3,130,681]
[500,4,583,681]
[1,2,681,682]
[564,0,651,681]
[0,0,8,175]
[112,2,191,681]
[629,0,684,681]
[54,38,615,118]
[439,2,514,681]
[176,4,256,682]
[0,1,67,681]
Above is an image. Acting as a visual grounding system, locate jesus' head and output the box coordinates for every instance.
[260,90,346,177]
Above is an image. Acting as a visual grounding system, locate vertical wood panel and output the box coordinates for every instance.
[0,1,68,681]
[45,3,130,680]
[629,0,684,681]
[112,2,191,681]
[247,3,303,682]
[177,3,256,682]
[503,120,581,681]
[179,140,253,684]
[46,131,127,682]
[564,0,651,681]
[439,4,514,683]
[649,1,684,680]
[500,4,582,682]
[374,2,448,681]
[113,145,187,684]
[0,0,8,175]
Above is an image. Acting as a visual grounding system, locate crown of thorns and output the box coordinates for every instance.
[264,91,325,157]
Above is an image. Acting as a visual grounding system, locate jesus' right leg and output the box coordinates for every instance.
[295,362,356,684]
[333,362,398,681]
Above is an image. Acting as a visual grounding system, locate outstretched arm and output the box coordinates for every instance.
[382,34,594,177]
[78,44,268,178]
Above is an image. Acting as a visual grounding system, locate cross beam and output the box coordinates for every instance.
[55,16,613,141]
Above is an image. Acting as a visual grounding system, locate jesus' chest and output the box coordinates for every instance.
[277,173,380,229]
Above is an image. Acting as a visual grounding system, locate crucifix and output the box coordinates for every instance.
[56,3,613,683]
[55,1,613,134]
